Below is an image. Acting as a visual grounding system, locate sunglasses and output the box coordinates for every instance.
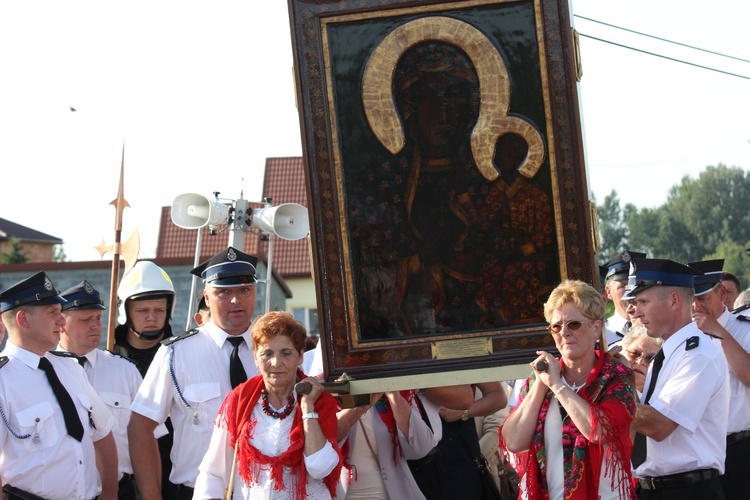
[626,349,656,364]
[547,319,594,334]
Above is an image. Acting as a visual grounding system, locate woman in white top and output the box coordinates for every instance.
[195,312,342,499]
[501,280,637,500]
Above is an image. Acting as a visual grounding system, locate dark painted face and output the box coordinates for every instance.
[410,73,473,159]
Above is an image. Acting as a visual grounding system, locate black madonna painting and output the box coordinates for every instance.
[289,0,597,378]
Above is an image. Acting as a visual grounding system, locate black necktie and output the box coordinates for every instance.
[227,337,248,389]
[622,321,632,336]
[38,357,84,442]
[632,348,665,468]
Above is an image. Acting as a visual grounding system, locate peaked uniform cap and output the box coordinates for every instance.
[604,250,647,281]
[687,259,724,296]
[598,264,608,286]
[190,246,258,287]
[0,271,66,313]
[622,258,702,300]
[60,280,106,311]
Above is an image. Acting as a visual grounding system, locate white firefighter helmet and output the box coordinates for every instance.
[117,261,176,326]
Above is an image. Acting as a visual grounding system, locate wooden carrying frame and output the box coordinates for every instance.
[288,0,597,383]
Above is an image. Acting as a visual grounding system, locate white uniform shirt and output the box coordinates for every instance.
[634,322,730,478]
[58,347,145,478]
[0,342,114,499]
[715,308,750,434]
[604,313,629,346]
[308,342,324,377]
[301,349,315,376]
[130,322,259,487]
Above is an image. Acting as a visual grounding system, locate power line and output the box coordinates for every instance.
[575,15,750,64]
[578,33,750,81]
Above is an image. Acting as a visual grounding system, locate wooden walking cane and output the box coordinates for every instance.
[96,144,140,351]
[224,426,242,500]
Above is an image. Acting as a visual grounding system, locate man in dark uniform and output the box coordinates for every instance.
[113,260,176,375]
[113,260,177,499]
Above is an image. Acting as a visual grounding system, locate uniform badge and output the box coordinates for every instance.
[686,336,700,350]
[44,276,54,291]
[84,281,94,295]
[227,248,237,261]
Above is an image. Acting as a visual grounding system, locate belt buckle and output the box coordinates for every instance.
[644,477,657,490]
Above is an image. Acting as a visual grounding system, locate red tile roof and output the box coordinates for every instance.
[156,157,311,278]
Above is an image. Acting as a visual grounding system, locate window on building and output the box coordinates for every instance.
[293,307,319,337]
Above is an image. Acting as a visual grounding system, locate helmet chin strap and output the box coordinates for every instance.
[135,328,164,341]
[127,320,164,341]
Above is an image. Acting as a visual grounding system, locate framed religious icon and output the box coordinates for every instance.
[289,0,598,382]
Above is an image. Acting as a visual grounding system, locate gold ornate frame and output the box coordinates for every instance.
[289,0,597,382]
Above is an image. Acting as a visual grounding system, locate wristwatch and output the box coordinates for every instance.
[461,409,470,421]
[302,412,319,420]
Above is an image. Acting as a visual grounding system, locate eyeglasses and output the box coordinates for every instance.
[625,349,656,364]
[547,319,594,334]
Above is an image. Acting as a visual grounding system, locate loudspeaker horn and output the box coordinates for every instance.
[171,193,230,229]
[252,203,309,240]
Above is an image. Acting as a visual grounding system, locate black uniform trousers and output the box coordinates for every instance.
[719,433,750,500]
[638,478,724,500]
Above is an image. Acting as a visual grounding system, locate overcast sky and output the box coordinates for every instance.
[0,0,747,262]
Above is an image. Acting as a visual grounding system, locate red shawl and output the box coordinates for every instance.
[216,371,343,500]
[502,352,636,500]
[373,390,416,465]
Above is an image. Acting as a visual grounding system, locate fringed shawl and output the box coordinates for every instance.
[503,352,637,500]
[216,371,343,500]
[373,390,416,465]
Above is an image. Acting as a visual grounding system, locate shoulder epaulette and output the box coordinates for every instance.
[732,303,750,315]
[701,331,724,340]
[0,356,8,369]
[49,351,82,361]
[736,315,750,323]
[104,350,139,366]
[686,336,700,350]
[161,329,199,346]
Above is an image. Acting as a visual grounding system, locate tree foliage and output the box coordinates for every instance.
[706,239,750,282]
[596,190,635,264]
[53,244,68,262]
[597,163,750,285]
[0,238,30,264]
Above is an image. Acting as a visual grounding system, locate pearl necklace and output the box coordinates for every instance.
[260,388,296,420]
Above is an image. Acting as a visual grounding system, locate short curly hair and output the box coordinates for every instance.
[250,311,307,354]
[543,279,605,323]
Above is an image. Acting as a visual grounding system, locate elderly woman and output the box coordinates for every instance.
[620,324,662,395]
[195,311,342,499]
[501,280,636,500]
